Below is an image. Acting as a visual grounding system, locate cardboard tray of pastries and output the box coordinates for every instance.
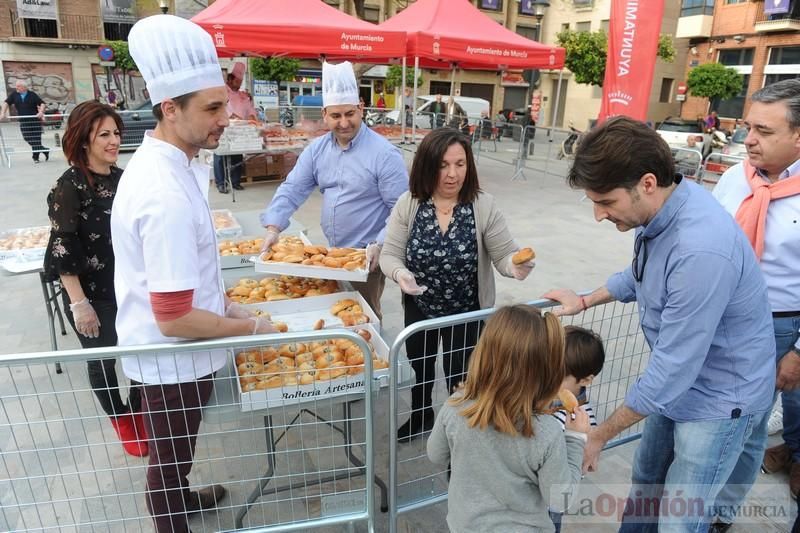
[242,291,378,333]
[234,323,389,411]
[254,234,370,282]
[211,209,243,239]
[0,226,50,262]
[218,236,266,270]
[223,272,347,305]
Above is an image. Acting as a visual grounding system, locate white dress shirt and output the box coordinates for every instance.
[112,132,227,384]
[713,159,800,314]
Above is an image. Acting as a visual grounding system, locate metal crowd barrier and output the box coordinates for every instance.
[0,329,382,532]
[670,147,704,183]
[698,152,745,191]
[0,114,63,166]
[387,298,650,532]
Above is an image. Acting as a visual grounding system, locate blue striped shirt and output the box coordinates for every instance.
[606,177,774,422]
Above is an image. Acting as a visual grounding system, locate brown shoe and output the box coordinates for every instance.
[791,462,800,499]
[184,484,226,514]
[762,443,793,474]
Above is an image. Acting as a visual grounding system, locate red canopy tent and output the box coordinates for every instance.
[378,0,565,70]
[192,0,406,61]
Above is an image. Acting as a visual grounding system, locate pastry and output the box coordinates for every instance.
[557,389,579,413]
[512,247,536,265]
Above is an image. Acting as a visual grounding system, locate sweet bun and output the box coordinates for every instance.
[299,371,315,385]
[256,376,284,389]
[558,389,579,413]
[313,319,325,330]
[512,247,536,265]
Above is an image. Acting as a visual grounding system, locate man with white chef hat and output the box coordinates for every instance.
[213,61,257,193]
[112,14,276,532]
[259,61,408,319]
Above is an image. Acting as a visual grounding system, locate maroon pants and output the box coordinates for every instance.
[141,376,214,533]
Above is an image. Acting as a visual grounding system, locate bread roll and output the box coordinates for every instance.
[512,247,536,265]
[256,376,284,389]
[295,352,315,365]
[558,389,579,413]
[313,319,325,330]
[328,247,356,258]
[299,371,315,385]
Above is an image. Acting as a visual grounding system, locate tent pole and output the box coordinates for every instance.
[549,68,564,137]
[449,64,456,97]
[412,56,419,144]
[401,57,407,144]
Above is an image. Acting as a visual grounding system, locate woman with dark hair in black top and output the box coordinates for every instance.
[43,101,147,457]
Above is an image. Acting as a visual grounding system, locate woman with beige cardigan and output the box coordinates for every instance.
[380,128,535,442]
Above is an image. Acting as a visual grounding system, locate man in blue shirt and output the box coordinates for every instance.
[0,80,49,163]
[260,62,408,319]
[544,117,774,532]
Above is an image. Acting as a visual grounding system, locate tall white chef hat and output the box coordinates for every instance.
[128,14,224,105]
[230,62,246,80]
[322,61,359,108]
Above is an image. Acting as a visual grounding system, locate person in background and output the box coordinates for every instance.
[380,128,535,442]
[0,80,49,163]
[522,106,537,159]
[427,304,588,532]
[213,61,256,194]
[376,93,386,109]
[260,61,408,320]
[544,116,774,532]
[548,325,606,533]
[403,87,414,127]
[43,101,147,458]
[709,78,800,532]
[115,15,277,532]
[430,93,447,129]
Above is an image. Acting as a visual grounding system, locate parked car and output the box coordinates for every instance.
[723,127,748,158]
[120,100,156,149]
[384,95,491,129]
[656,118,705,154]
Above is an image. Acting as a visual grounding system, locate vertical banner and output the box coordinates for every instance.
[598,0,664,123]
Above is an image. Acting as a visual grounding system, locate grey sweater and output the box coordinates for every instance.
[427,398,586,533]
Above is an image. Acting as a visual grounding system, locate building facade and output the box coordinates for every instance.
[0,0,204,107]
[677,0,800,129]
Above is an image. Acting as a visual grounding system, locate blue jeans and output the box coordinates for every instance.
[618,411,767,533]
[213,154,242,188]
[712,315,800,523]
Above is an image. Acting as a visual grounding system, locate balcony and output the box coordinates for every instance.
[754,8,800,33]
[676,13,713,39]
[8,10,103,43]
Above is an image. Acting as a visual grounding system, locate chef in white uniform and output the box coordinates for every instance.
[111,14,276,532]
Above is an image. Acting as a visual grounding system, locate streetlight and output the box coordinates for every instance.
[159,0,169,14]
[531,0,549,41]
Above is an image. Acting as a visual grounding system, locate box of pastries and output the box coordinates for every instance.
[211,209,243,239]
[254,235,370,282]
[218,237,265,270]
[224,273,345,305]
[0,226,50,262]
[242,291,379,333]
[234,323,390,410]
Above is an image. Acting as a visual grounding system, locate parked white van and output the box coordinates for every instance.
[384,95,491,128]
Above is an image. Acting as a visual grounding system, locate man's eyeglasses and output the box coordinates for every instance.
[632,233,648,283]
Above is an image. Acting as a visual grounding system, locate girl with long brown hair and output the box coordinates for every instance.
[427,304,589,532]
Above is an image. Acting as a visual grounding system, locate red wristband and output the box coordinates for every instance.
[579,296,588,312]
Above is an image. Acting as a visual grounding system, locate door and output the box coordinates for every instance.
[460,83,494,110]
[549,79,568,128]
[502,87,527,112]
[429,81,451,96]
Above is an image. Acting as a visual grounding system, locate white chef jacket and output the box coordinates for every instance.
[111,132,227,384]
[713,158,800,314]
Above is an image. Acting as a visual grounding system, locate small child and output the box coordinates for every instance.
[548,325,606,532]
[427,305,589,533]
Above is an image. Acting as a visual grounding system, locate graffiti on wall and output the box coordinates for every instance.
[3,61,75,104]
[91,65,148,109]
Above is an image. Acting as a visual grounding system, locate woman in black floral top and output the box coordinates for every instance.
[380,128,536,442]
[43,101,147,457]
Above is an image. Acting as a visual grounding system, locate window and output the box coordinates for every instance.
[574,0,593,5]
[680,0,714,17]
[600,19,609,32]
[519,0,535,16]
[561,23,570,32]
[363,6,380,22]
[765,73,800,85]
[23,18,58,38]
[104,22,133,41]
[725,0,746,3]
[769,46,800,65]
[659,78,674,103]
[718,48,754,66]
[575,21,591,32]
[516,25,538,40]
[480,0,502,11]
[716,74,749,119]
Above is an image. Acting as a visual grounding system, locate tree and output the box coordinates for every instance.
[686,62,743,103]
[384,65,423,91]
[555,30,676,87]
[249,57,301,82]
